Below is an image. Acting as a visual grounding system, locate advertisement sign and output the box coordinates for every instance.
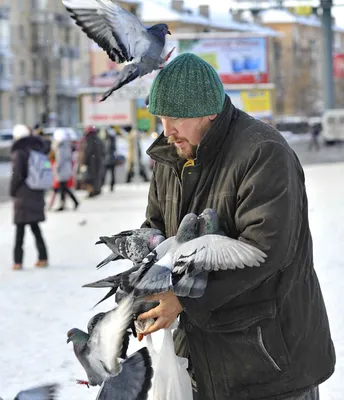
[177,37,268,84]
[334,54,344,78]
[136,98,155,132]
[80,94,132,126]
[226,89,273,119]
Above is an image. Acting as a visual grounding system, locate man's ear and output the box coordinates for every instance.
[208,114,218,121]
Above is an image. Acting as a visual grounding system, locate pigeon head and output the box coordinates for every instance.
[198,208,219,235]
[176,213,199,243]
[148,23,171,41]
[66,328,88,344]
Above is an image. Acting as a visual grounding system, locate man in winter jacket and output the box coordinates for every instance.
[137,54,335,399]
[10,124,48,270]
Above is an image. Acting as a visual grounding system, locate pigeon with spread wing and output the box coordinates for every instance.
[62,0,174,101]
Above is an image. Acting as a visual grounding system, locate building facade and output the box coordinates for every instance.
[259,9,344,116]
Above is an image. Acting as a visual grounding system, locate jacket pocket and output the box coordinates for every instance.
[203,300,291,390]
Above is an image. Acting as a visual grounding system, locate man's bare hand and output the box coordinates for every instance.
[137,291,183,336]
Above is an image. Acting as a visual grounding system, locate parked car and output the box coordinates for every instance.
[0,129,13,161]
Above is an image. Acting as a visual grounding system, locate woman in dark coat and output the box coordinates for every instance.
[10,124,48,270]
[81,126,104,197]
[102,127,117,192]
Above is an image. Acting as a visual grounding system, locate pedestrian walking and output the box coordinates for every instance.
[10,124,49,270]
[102,126,117,191]
[51,128,79,211]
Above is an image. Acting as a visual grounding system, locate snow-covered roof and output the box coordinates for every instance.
[141,0,279,35]
[260,9,344,32]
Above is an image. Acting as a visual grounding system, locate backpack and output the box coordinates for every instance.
[25,150,53,190]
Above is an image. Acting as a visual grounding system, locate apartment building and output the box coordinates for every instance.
[259,9,344,116]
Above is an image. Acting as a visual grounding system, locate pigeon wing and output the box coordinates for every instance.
[95,0,152,60]
[88,295,134,374]
[62,0,128,63]
[95,348,153,400]
[15,384,59,400]
[173,235,267,271]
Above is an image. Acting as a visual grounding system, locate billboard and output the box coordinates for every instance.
[170,37,268,84]
[334,54,344,78]
[80,94,132,127]
[226,89,274,120]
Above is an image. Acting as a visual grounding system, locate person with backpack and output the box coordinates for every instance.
[51,128,79,211]
[10,124,50,270]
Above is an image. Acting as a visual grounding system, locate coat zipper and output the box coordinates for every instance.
[257,326,282,372]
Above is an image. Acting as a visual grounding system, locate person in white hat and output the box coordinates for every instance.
[10,124,48,270]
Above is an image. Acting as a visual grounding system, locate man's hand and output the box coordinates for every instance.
[137,291,183,338]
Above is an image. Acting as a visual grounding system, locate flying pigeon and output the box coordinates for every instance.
[95,228,166,269]
[132,209,267,298]
[0,384,59,400]
[62,0,175,101]
[66,295,153,399]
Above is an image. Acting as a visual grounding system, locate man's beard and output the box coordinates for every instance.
[168,136,197,159]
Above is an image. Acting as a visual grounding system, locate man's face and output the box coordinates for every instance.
[159,115,217,159]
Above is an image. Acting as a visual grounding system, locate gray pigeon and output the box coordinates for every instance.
[131,213,200,297]
[0,384,59,400]
[133,209,267,298]
[83,267,159,334]
[67,295,153,399]
[62,0,174,102]
[95,228,166,269]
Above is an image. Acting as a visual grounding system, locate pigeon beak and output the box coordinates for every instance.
[167,30,171,35]
[66,337,71,344]
[197,213,204,220]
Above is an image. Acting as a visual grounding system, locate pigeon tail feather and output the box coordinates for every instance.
[100,63,140,102]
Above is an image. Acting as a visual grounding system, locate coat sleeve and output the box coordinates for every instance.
[9,150,27,197]
[179,141,304,327]
[141,166,166,234]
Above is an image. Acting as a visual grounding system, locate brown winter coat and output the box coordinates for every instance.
[142,96,335,400]
[10,136,46,225]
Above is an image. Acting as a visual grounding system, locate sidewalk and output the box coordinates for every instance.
[0,164,343,399]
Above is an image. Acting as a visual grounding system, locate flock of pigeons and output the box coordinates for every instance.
[62,0,175,102]
[66,208,267,400]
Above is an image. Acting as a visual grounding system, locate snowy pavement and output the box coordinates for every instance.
[0,164,343,400]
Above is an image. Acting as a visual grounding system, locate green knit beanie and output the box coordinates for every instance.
[148,53,225,118]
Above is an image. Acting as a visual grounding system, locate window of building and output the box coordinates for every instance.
[32,59,38,79]
[20,60,26,81]
[0,19,10,46]
[19,24,25,41]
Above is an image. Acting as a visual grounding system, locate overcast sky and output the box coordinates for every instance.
[152,0,344,28]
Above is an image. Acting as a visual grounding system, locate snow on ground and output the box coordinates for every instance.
[0,164,343,399]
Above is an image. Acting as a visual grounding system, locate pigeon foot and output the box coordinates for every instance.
[76,379,90,388]
[164,47,176,62]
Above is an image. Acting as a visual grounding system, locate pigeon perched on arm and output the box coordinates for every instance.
[0,384,59,400]
[62,0,174,102]
[95,228,166,269]
[66,295,153,399]
[171,208,267,297]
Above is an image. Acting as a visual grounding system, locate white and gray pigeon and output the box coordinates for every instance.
[132,209,267,298]
[95,228,166,269]
[66,295,153,400]
[0,384,59,400]
[62,0,174,101]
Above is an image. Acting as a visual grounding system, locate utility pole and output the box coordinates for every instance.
[320,0,335,110]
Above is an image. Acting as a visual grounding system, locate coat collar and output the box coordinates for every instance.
[147,95,236,169]
[11,135,44,152]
